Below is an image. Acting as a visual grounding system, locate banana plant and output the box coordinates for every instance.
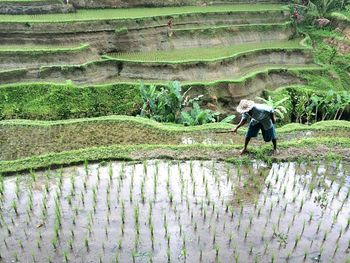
[335,91,350,120]
[256,96,289,120]
[310,94,323,122]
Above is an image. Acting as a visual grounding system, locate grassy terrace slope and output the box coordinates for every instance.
[0,117,349,173]
[108,39,306,62]
[1,116,349,161]
[0,40,320,84]
[0,43,98,69]
[0,4,287,22]
[0,43,89,52]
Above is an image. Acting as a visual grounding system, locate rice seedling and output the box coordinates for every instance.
[11,200,18,215]
[132,250,137,263]
[322,230,329,243]
[117,239,122,250]
[84,237,89,251]
[166,248,171,263]
[294,234,301,249]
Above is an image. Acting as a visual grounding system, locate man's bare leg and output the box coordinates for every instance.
[241,137,251,155]
[272,139,278,154]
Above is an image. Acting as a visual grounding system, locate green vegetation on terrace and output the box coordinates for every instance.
[293,26,350,92]
[0,43,89,53]
[0,67,325,120]
[0,4,286,22]
[265,85,350,124]
[0,115,232,131]
[0,82,142,120]
[107,39,306,63]
[0,136,349,174]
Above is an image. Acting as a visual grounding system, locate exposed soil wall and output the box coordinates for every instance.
[0,11,288,34]
[0,47,99,70]
[0,1,75,14]
[116,24,293,52]
[0,49,314,85]
[186,70,306,114]
[117,50,314,81]
[70,0,289,8]
[0,11,289,54]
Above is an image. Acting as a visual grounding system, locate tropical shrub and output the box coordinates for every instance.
[0,82,142,120]
[140,81,235,126]
[267,87,350,125]
[140,81,182,123]
[256,96,289,120]
[295,0,349,19]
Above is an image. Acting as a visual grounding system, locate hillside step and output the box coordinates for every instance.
[0,0,75,14]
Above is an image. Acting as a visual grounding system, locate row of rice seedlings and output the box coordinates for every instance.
[1,159,349,262]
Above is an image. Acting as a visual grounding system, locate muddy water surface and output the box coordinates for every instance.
[0,160,349,262]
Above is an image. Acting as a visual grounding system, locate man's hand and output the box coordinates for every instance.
[231,127,238,133]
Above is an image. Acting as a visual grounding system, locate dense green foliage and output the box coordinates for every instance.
[0,82,142,120]
[256,96,288,121]
[306,0,349,18]
[140,81,234,125]
[266,86,350,124]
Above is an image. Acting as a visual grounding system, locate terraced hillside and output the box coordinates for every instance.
[0,3,349,263]
[0,1,324,114]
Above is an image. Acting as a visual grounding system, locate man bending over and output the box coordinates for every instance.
[232,99,277,154]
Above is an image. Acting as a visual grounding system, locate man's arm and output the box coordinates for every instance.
[270,112,276,124]
[232,118,247,133]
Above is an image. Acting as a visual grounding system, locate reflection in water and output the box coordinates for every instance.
[0,160,349,262]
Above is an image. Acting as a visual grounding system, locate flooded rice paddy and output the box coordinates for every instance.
[0,160,349,262]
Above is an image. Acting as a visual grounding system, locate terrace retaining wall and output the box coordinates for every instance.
[0,1,75,14]
[71,0,289,8]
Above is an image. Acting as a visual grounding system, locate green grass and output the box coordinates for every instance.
[0,43,89,53]
[0,82,142,120]
[0,115,233,131]
[2,115,349,133]
[0,136,349,174]
[107,39,306,63]
[0,4,287,23]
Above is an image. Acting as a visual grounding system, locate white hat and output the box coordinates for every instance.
[236,99,255,114]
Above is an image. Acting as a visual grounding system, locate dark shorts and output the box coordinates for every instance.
[246,122,276,142]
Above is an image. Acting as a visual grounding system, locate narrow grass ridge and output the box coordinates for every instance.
[0,4,288,23]
[0,43,89,54]
[1,116,349,134]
